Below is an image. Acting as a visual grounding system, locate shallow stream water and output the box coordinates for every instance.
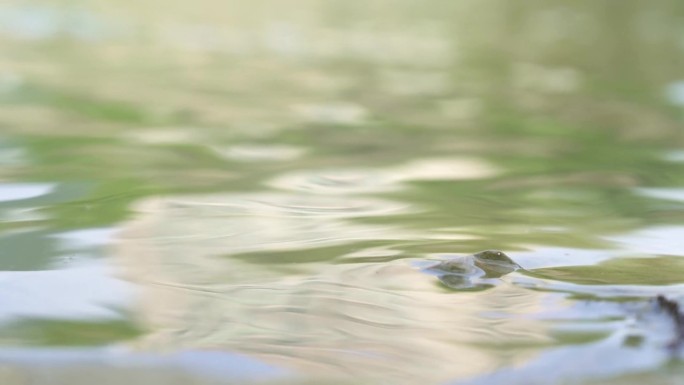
[1,1,684,384]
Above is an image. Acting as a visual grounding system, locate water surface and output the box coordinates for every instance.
[1,1,684,384]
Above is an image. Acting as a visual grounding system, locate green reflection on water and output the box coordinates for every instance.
[0,318,142,347]
[532,255,684,285]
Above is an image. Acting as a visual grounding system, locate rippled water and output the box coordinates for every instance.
[1,1,684,384]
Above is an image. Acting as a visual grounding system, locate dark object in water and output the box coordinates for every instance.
[426,250,521,290]
[655,294,684,351]
[471,250,521,277]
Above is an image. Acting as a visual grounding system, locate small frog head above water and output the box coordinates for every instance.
[472,250,520,277]
[426,250,521,290]
[473,250,511,263]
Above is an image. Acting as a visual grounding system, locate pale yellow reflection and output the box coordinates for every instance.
[269,157,499,194]
[115,192,550,384]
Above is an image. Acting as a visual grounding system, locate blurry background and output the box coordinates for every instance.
[1,1,684,384]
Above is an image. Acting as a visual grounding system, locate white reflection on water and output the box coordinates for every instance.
[662,150,684,162]
[292,102,367,125]
[212,144,305,162]
[0,207,46,223]
[665,81,684,106]
[123,128,205,145]
[51,228,118,250]
[634,187,684,202]
[0,183,55,202]
[0,5,110,41]
[269,158,499,194]
[0,262,132,322]
[606,226,684,255]
[0,347,288,385]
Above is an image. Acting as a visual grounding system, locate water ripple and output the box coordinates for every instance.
[115,228,552,384]
[120,193,413,261]
[149,193,410,218]
[269,158,499,194]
